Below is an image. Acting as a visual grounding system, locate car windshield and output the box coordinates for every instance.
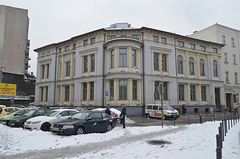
[163,105,174,110]
[23,110,36,116]
[46,111,59,117]
[70,112,90,120]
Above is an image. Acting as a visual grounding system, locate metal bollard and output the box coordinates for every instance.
[216,134,222,159]
[224,118,227,135]
[221,122,224,142]
[187,114,190,125]
[199,113,202,124]
[218,126,222,148]
[213,112,216,122]
[228,115,230,130]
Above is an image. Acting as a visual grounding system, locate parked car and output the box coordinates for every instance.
[0,108,34,125]
[9,109,50,127]
[145,104,179,119]
[12,105,25,108]
[0,105,6,107]
[51,111,117,135]
[92,108,119,117]
[0,107,20,117]
[24,109,78,131]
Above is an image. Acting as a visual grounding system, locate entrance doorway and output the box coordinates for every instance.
[215,88,220,111]
[226,93,232,112]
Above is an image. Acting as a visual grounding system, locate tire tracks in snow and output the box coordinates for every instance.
[2,125,187,159]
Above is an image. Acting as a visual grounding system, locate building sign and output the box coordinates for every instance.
[0,83,17,96]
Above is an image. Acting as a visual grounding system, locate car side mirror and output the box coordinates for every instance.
[57,114,62,118]
[87,116,92,120]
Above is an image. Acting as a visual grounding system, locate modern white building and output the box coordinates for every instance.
[191,24,240,112]
[34,23,225,113]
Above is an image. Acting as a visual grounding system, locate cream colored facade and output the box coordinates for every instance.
[35,23,225,112]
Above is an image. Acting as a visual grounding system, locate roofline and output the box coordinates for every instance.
[34,26,224,52]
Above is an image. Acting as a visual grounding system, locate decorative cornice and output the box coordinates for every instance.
[79,47,98,54]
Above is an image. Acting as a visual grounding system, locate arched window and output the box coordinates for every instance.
[177,55,183,74]
[189,57,194,75]
[213,60,218,77]
[200,59,205,76]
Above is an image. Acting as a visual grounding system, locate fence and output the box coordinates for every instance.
[216,112,239,159]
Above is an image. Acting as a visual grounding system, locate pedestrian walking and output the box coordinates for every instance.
[119,105,127,129]
[105,105,111,116]
[182,104,186,115]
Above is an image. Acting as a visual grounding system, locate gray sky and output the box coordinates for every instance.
[1,0,240,75]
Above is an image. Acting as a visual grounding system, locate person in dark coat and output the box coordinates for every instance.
[105,105,111,116]
[182,104,186,115]
[119,105,127,129]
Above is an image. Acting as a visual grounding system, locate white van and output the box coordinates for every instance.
[145,104,179,119]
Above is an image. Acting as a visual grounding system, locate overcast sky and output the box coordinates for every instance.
[1,0,240,75]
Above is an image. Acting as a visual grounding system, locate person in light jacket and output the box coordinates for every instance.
[119,105,127,129]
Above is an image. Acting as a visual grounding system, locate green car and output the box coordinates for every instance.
[0,108,33,126]
[9,109,50,128]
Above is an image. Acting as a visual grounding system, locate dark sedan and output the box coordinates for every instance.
[50,111,117,135]
[9,109,50,127]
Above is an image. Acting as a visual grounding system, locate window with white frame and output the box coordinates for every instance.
[177,55,183,74]
[231,37,235,47]
[132,49,137,68]
[190,85,196,101]
[91,37,96,44]
[201,86,207,101]
[132,80,137,100]
[212,47,218,53]
[224,53,228,63]
[189,43,195,50]
[200,59,205,76]
[154,53,159,71]
[179,84,184,101]
[222,35,226,45]
[110,50,114,68]
[83,56,88,72]
[90,54,95,72]
[177,41,184,47]
[189,57,194,75]
[132,35,140,40]
[153,36,158,42]
[161,37,167,44]
[65,45,70,52]
[83,39,88,46]
[119,48,127,67]
[119,79,127,100]
[65,85,70,101]
[235,72,238,84]
[90,82,94,100]
[110,80,114,100]
[225,71,229,83]
[162,54,167,72]
[65,61,70,77]
[200,45,206,52]
[213,60,218,77]
[233,55,236,64]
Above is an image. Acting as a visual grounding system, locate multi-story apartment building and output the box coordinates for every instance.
[0,5,30,75]
[191,24,240,112]
[34,23,225,113]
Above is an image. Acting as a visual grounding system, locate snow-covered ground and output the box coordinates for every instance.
[0,121,239,159]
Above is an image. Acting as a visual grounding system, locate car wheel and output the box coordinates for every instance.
[41,122,51,131]
[146,114,150,118]
[106,124,112,132]
[6,121,9,126]
[76,127,84,135]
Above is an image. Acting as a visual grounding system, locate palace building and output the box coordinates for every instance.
[34,23,225,113]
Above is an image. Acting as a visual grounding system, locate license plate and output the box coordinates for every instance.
[52,127,59,131]
[11,123,15,126]
[24,125,29,128]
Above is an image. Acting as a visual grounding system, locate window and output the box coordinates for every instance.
[107,35,115,40]
[110,80,114,100]
[110,50,114,68]
[45,86,48,102]
[200,45,206,52]
[119,48,127,67]
[222,35,226,44]
[41,65,45,79]
[65,61,71,76]
[213,60,218,77]
[189,57,194,75]
[153,36,159,42]
[132,35,140,40]
[163,82,168,100]
[161,37,167,44]
[189,43,195,50]
[40,87,43,102]
[58,48,62,53]
[72,43,76,50]
[132,80,137,100]
[65,85,70,101]
[233,55,236,64]
[132,49,137,67]
[235,72,238,84]
[83,83,87,101]
[231,37,235,47]
[154,81,160,100]
[90,37,96,44]
[201,86,206,101]
[225,71,229,83]
[83,56,88,72]
[65,45,70,52]
[154,53,159,71]
[119,80,127,100]
[162,54,167,71]
[177,55,183,74]
[177,41,184,47]
[91,54,95,72]
[179,84,184,101]
[83,39,88,46]
[121,35,127,38]
[190,85,196,101]
[212,47,218,53]
[200,59,205,76]
[73,59,76,76]
[90,82,94,100]
[224,53,228,63]
[46,64,49,78]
